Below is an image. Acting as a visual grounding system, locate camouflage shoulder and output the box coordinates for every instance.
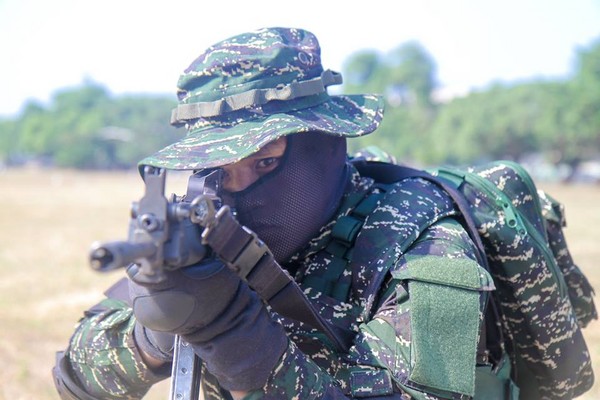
[352,145,398,164]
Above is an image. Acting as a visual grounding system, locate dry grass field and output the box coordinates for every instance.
[1,168,599,400]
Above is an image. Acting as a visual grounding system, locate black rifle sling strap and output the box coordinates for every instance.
[202,206,354,353]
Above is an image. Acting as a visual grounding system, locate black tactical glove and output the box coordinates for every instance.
[128,259,288,391]
[133,322,176,365]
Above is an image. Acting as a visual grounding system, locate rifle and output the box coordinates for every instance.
[88,166,353,399]
[89,166,221,283]
[90,166,222,399]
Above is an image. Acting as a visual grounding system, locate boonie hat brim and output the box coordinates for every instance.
[140,94,384,170]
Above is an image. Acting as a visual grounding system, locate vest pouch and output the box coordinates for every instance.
[348,366,394,398]
[393,256,495,399]
[474,354,519,400]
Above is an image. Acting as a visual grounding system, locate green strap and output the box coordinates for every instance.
[302,188,387,302]
[171,69,342,122]
[353,192,384,218]
[331,215,363,245]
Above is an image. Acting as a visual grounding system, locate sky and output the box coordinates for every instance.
[1,0,599,118]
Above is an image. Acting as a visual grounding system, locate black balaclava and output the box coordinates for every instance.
[230,131,350,263]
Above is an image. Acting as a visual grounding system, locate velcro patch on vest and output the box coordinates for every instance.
[393,256,493,397]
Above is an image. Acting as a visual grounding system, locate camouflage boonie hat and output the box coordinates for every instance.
[140,27,384,170]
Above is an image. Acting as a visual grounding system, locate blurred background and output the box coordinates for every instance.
[1,0,599,399]
[2,0,600,177]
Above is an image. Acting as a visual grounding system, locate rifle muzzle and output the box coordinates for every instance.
[89,241,156,272]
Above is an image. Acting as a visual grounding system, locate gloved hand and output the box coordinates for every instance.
[128,259,289,391]
[133,322,176,365]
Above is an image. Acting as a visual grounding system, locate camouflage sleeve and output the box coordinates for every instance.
[243,218,489,399]
[240,339,349,399]
[61,297,170,399]
[242,338,431,399]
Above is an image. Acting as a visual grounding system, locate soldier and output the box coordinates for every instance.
[53,27,510,399]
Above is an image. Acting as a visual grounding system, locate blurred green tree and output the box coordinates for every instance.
[2,36,600,170]
[343,42,438,164]
[2,82,181,169]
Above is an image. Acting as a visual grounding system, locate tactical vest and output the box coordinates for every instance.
[297,159,596,400]
[295,172,513,399]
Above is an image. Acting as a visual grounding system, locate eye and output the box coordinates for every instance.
[256,157,280,171]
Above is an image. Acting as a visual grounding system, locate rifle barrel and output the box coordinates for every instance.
[89,241,156,272]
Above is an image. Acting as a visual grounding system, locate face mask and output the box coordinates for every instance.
[230,132,350,263]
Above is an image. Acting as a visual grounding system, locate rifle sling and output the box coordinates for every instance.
[202,206,354,352]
